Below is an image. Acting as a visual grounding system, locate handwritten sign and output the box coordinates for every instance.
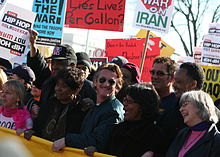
[133,0,174,33]
[105,38,160,82]
[0,3,36,64]
[32,0,66,46]
[65,0,125,32]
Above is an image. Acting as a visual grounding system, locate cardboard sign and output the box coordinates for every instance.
[32,0,67,46]
[105,37,160,82]
[202,65,220,103]
[0,3,36,64]
[90,57,107,69]
[133,0,174,33]
[65,0,125,32]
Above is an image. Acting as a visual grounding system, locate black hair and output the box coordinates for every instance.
[180,62,204,90]
[125,83,160,121]
[55,68,85,92]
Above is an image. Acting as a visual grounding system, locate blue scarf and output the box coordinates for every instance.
[190,121,211,131]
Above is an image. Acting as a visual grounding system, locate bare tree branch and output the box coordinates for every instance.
[171,0,219,56]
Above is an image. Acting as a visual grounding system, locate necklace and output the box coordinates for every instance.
[183,131,203,149]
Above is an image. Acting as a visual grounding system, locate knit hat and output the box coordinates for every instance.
[49,44,77,64]
[76,52,92,72]
[0,57,12,70]
[121,63,141,83]
[10,65,36,84]
[109,56,128,67]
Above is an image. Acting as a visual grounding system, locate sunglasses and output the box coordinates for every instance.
[98,77,116,86]
[149,70,169,76]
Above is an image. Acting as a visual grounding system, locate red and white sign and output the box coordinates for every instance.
[65,0,125,32]
[133,0,174,33]
[105,37,160,82]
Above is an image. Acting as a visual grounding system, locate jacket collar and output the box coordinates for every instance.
[185,124,217,155]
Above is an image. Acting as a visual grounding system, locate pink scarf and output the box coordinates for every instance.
[0,106,31,129]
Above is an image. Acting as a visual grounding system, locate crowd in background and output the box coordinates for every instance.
[0,29,220,157]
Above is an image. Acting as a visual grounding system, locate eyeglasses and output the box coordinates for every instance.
[149,70,169,76]
[123,97,136,104]
[180,101,191,107]
[98,77,116,86]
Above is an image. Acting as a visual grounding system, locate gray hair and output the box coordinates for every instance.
[180,90,219,124]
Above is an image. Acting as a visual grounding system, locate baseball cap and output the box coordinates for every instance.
[50,44,77,64]
[76,52,92,72]
[121,62,141,83]
[10,65,36,84]
[0,57,12,70]
[109,56,128,67]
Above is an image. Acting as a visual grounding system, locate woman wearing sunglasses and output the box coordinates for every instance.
[52,63,124,153]
[166,90,220,157]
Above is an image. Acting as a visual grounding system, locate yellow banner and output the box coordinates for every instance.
[135,29,175,57]
[202,65,220,103]
[0,127,115,157]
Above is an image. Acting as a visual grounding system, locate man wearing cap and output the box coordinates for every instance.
[0,57,12,71]
[27,30,96,135]
[116,62,141,102]
[76,52,92,79]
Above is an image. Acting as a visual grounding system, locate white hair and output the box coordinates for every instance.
[180,90,219,124]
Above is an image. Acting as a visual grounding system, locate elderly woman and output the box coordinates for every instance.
[166,90,220,157]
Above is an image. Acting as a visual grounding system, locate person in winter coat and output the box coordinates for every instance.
[166,90,220,157]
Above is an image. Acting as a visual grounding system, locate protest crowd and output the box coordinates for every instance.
[0,0,220,157]
[0,31,220,157]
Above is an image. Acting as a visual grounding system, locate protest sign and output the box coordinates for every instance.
[202,65,220,103]
[201,35,220,66]
[32,0,66,46]
[90,57,107,69]
[133,0,174,33]
[194,47,202,64]
[65,0,125,32]
[208,23,220,37]
[105,37,160,82]
[135,29,175,56]
[0,0,6,10]
[0,3,36,64]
